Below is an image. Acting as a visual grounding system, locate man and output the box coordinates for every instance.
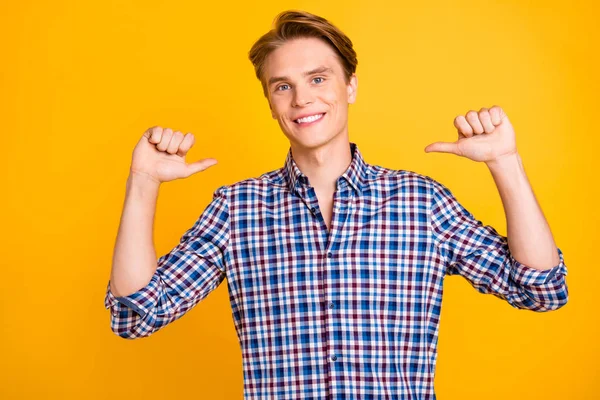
[104,10,568,399]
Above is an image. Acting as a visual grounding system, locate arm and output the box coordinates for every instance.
[104,185,230,339]
[104,126,223,339]
[486,152,559,271]
[109,171,161,298]
[428,176,568,312]
[425,105,568,311]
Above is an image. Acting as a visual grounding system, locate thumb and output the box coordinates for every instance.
[424,142,460,155]
[184,158,218,177]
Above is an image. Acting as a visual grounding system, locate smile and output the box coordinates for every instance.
[294,113,325,125]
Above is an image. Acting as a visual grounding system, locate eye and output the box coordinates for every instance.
[276,84,290,91]
[312,77,325,84]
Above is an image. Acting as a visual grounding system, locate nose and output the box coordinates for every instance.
[292,84,314,107]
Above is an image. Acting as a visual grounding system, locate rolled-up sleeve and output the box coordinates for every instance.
[104,185,231,339]
[427,177,568,312]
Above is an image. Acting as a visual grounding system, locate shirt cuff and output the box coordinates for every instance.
[104,275,161,318]
[509,247,567,287]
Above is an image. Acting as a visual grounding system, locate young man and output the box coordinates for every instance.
[104,10,568,399]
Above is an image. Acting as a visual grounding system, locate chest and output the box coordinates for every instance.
[224,190,441,340]
[315,189,334,231]
[227,190,437,293]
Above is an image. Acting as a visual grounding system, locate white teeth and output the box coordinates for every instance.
[296,113,324,124]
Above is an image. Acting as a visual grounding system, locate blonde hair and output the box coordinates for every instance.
[248,10,358,97]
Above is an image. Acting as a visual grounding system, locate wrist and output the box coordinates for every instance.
[485,151,521,172]
[127,169,161,191]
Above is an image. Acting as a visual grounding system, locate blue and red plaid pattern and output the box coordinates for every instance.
[105,142,568,399]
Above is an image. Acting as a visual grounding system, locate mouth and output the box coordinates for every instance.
[293,112,326,126]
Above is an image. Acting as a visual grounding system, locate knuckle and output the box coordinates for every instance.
[466,110,478,119]
[147,126,161,138]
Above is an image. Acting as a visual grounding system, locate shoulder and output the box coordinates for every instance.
[209,166,287,200]
[364,163,440,194]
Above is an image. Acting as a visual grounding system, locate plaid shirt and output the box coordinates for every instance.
[104,142,568,399]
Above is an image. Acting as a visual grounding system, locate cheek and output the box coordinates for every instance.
[276,110,292,127]
[271,96,289,113]
[270,104,285,120]
[322,85,346,107]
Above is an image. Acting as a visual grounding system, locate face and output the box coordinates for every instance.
[262,37,358,150]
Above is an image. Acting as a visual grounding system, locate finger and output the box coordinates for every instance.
[149,126,163,144]
[156,128,173,151]
[489,105,503,125]
[166,131,185,154]
[424,141,460,156]
[176,133,195,157]
[185,158,218,177]
[144,126,162,143]
[466,110,484,134]
[478,108,495,133]
[454,115,473,137]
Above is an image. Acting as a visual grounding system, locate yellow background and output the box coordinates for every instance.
[1,0,597,398]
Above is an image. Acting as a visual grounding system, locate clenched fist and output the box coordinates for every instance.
[424,105,518,164]
[130,126,218,183]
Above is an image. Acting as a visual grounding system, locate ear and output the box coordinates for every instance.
[347,73,358,104]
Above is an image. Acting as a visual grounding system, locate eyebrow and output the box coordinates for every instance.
[267,66,334,87]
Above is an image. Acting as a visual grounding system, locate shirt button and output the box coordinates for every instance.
[328,302,335,309]
[330,355,337,361]
[327,252,333,258]
[310,207,316,213]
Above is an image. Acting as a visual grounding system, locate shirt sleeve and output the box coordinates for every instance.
[104,185,231,339]
[427,177,568,312]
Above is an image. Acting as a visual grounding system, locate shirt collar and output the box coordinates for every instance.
[283,142,367,195]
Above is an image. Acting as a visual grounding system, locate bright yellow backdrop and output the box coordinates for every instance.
[1,0,597,398]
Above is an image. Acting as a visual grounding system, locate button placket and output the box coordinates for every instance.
[321,189,351,377]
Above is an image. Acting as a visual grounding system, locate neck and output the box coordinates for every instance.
[290,133,352,193]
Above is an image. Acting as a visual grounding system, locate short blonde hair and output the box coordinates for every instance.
[248,10,358,98]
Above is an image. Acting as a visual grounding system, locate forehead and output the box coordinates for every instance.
[264,37,344,79]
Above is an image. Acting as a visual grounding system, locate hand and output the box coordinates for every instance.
[130,126,218,183]
[424,105,518,164]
